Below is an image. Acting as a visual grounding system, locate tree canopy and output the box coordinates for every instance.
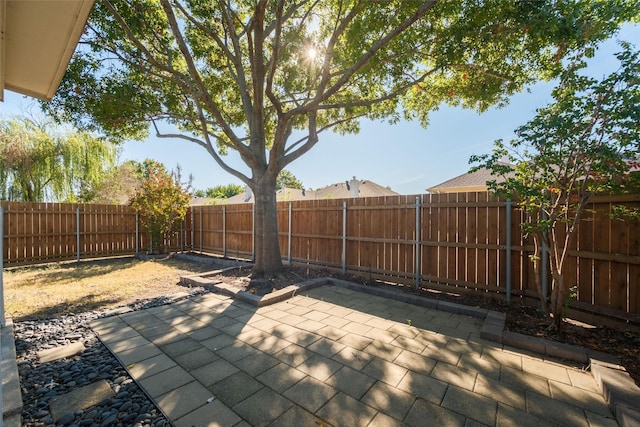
[45,0,640,274]
[276,170,303,190]
[194,183,244,199]
[471,43,640,329]
[0,116,115,202]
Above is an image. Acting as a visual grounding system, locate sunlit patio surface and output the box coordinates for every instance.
[89,285,616,427]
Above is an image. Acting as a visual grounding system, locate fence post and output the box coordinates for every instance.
[342,201,347,274]
[223,206,227,258]
[505,199,512,304]
[415,196,421,289]
[135,213,139,254]
[180,220,184,253]
[252,203,255,262]
[76,207,81,262]
[287,202,292,265]
[190,207,194,252]
[1,206,5,327]
[199,207,203,253]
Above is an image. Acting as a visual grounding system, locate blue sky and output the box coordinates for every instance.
[1,24,638,195]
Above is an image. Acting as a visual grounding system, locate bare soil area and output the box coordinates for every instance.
[3,256,213,320]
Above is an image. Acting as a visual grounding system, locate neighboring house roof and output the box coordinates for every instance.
[195,177,398,205]
[315,177,398,199]
[1,0,95,101]
[427,165,514,194]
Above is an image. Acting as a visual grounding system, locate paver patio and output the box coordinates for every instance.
[90,284,619,426]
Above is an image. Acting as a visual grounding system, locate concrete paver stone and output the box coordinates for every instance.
[325,365,377,399]
[361,380,415,421]
[117,342,163,366]
[190,358,239,386]
[255,363,306,393]
[442,385,498,426]
[160,337,204,358]
[138,365,195,398]
[404,398,466,427]
[207,371,264,407]
[361,358,409,388]
[37,341,85,363]
[297,352,343,382]
[397,371,448,405]
[231,387,294,426]
[174,347,220,371]
[283,376,338,413]
[525,390,591,425]
[156,381,218,421]
[316,392,378,427]
[49,380,114,422]
[268,405,328,427]
[128,353,177,380]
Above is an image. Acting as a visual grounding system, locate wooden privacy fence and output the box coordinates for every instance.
[188,193,640,325]
[2,192,640,325]
[0,202,187,265]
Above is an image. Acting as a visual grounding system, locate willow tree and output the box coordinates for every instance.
[0,117,115,202]
[45,0,639,275]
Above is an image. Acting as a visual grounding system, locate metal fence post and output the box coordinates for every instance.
[342,201,347,274]
[190,207,194,252]
[223,206,227,258]
[415,196,421,289]
[505,199,512,304]
[288,202,292,265]
[76,207,81,262]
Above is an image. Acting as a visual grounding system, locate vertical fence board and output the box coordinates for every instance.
[487,193,500,288]
[592,202,611,309]
[466,193,478,285]
[456,193,467,283]
[476,192,488,287]
[446,193,457,283]
[609,204,629,312]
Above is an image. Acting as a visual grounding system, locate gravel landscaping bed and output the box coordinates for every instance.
[15,288,208,427]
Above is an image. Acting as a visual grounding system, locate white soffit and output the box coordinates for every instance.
[1,0,95,101]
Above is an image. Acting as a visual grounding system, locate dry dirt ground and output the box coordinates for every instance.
[5,256,639,387]
[3,256,214,320]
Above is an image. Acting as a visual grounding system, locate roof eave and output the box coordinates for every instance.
[1,0,95,102]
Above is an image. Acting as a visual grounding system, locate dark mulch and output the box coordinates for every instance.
[212,264,640,388]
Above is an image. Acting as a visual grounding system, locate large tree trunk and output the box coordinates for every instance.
[252,174,284,276]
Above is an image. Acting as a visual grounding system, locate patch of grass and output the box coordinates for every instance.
[3,257,213,320]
